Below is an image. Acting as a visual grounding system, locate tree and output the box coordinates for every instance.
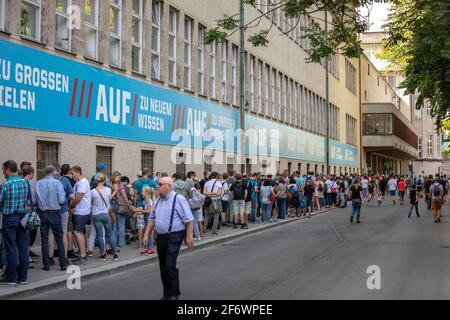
[380,0,450,132]
[206,0,390,63]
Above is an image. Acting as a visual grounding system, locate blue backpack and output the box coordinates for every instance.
[299,197,308,209]
[289,186,299,198]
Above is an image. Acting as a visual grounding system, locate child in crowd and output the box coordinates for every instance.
[133,187,156,255]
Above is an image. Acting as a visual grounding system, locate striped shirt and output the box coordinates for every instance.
[0,175,30,215]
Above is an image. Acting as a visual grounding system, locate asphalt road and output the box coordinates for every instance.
[28,199,450,300]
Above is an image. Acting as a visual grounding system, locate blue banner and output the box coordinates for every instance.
[245,114,359,166]
[0,40,238,152]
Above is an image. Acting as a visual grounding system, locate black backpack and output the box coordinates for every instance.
[433,183,441,197]
[233,182,245,200]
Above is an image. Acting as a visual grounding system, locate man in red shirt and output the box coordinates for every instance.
[398,178,407,205]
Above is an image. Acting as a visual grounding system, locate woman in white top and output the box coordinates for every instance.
[90,173,118,261]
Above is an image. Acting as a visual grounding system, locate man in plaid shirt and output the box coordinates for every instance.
[0,160,30,285]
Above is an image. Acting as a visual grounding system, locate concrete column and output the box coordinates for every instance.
[142,0,152,78]
[122,0,132,71]
[41,0,56,47]
[98,0,109,65]
[5,0,21,36]
[159,0,169,84]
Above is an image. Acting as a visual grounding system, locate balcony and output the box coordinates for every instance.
[362,103,419,159]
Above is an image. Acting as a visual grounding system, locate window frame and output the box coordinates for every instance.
[0,0,5,31]
[257,60,262,114]
[109,0,122,68]
[428,135,433,155]
[231,44,237,105]
[36,140,59,180]
[131,0,143,73]
[55,0,72,51]
[168,8,178,86]
[21,0,41,41]
[183,16,192,90]
[209,40,217,98]
[84,0,99,60]
[221,41,227,102]
[151,1,161,80]
[249,55,255,112]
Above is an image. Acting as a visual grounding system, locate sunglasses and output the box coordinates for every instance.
[158,182,169,187]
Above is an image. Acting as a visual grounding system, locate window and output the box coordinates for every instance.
[168,8,177,85]
[227,157,234,174]
[221,41,227,101]
[246,158,251,175]
[277,72,281,121]
[184,17,192,90]
[345,58,356,95]
[55,0,71,51]
[36,141,59,180]
[204,155,212,173]
[96,146,113,178]
[271,69,277,118]
[21,0,41,41]
[346,114,357,146]
[293,83,298,127]
[176,152,186,175]
[368,63,370,76]
[209,40,216,98]
[151,1,161,79]
[437,135,441,153]
[428,135,433,155]
[257,61,262,113]
[109,0,122,67]
[377,76,380,86]
[198,26,206,95]
[249,55,254,111]
[84,0,99,59]
[281,76,287,122]
[131,0,143,73]
[0,0,5,30]
[141,150,154,173]
[263,64,269,116]
[363,114,393,135]
[298,163,301,174]
[418,138,422,159]
[231,45,238,105]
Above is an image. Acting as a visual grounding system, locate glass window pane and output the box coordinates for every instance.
[152,3,160,25]
[109,7,119,33]
[151,54,160,79]
[21,2,38,39]
[169,34,175,57]
[132,17,139,43]
[132,0,140,15]
[56,0,68,12]
[85,0,96,24]
[132,45,140,72]
[110,37,120,66]
[84,27,97,58]
[152,28,159,51]
[55,14,70,49]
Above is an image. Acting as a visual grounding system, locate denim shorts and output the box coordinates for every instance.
[73,214,91,234]
[389,190,396,197]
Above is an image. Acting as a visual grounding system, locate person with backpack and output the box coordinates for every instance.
[287,179,300,217]
[260,179,275,223]
[230,174,247,229]
[190,182,205,239]
[277,177,288,219]
[430,178,444,223]
[387,175,398,205]
[90,163,110,189]
[349,178,363,223]
[203,172,223,235]
[173,173,192,203]
[416,175,423,198]
[247,173,260,223]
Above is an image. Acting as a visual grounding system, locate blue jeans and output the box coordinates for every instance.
[112,213,126,247]
[408,203,420,217]
[261,203,273,222]
[192,209,201,239]
[92,213,117,255]
[277,198,287,219]
[0,228,4,269]
[351,199,362,220]
[325,193,331,206]
[2,213,29,282]
[250,195,258,222]
[343,194,348,207]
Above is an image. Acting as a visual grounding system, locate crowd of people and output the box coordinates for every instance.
[0,158,448,285]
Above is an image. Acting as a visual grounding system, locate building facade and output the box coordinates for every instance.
[360,32,419,176]
[0,0,361,181]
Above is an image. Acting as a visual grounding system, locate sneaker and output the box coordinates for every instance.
[86,251,94,257]
[233,224,238,229]
[357,220,361,224]
[67,251,78,259]
[0,279,16,285]
[145,249,155,255]
[72,256,88,265]
[212,232,218,236]
[17,280,28,285]
[113,254,119,261]
[98,254,107,261]
[48,257,56,266]
[29,250,40,258]
[243,224,249,229]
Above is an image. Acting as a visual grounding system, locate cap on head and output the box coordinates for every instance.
[96,163,105,172]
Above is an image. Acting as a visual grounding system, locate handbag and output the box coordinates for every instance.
[22,180,40,230]
[117,186,134,216]
[95,188,116,225]
[204,181,217,208]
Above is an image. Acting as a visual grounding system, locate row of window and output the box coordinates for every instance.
[345,58,357,95]
[418,135,441,158]
[36,140,154,180]
[254,1,340,80]
[346,114,357,146]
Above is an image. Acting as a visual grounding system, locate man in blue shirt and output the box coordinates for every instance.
[247,173,260,223]
[35,165,69,271]
[0,160,30,285]
[143,177,193,300]
[133,168,157,208]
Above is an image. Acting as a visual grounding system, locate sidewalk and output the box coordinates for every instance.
[0,207,336,299]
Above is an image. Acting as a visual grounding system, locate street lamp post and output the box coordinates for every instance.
[240,0,246,175]
[325,10,330,175]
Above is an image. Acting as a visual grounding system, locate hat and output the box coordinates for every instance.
[137,170,143,177]
[96,163,105,172]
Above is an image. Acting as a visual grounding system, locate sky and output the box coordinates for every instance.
[358,2,392,32]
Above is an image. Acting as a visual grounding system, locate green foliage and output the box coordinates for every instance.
[382,0,450,131]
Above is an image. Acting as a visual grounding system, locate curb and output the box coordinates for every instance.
[1,207,336,299]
